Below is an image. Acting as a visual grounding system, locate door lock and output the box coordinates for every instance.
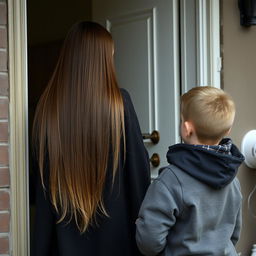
[142,130,160,144]
[150,153,160,167]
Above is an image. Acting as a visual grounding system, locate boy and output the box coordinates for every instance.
[136,86,245,256]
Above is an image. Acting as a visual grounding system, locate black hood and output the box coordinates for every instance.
[166,140,244,189]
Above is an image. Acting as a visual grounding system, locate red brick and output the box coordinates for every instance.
[0,122,8,142]
[0,168,9,187]
[0,74,8,96]
[0,146,8,166]
[0,190,9,210]
[0,27,7,48]
[0,236,9,254]
[0,51,7,71]
[0,212,9,232]
[0,98,8,118]
[0,3,7,25]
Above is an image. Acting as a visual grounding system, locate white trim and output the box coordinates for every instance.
[173,0,181,143]
[152,7,158,130]
[180,0,197,93]
[180,0,221,91]
[196,0,221,88]
[180,0,187,96]
[8,0,30,255]
[197,0,209,86]
[209,0,221,88]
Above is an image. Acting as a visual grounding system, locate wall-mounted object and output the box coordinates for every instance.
[238,0,256,26]
[241,130,256,168]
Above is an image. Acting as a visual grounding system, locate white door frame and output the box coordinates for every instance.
[8,0,29,255]
[196,0,221,88]
[180,0,221,93]
[7,0,220,255]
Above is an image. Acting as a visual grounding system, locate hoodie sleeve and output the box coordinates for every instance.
[231,203,242,245]
[136,168,184,256]
[231,178,242,246]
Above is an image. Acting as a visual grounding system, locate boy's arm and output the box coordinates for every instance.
[231,203,242,245]
[231,178,242,246]
[136,169,183,256]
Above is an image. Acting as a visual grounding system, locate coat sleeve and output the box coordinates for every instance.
[121,88,151,222]
[136,169,184,256]
[31,161,55,256]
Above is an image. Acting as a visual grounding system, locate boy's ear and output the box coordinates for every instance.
[184,121,194,137]
[225,127,232,136]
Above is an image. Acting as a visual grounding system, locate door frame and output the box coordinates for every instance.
[8,0,29,255]
[180,0,221,93]
[8,0,220,255]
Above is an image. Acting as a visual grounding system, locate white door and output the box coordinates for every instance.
[92,0,180,178]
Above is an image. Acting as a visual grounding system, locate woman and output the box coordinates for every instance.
[32,21,150,256]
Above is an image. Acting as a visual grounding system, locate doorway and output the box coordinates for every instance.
[26,0,180,249]
[25,0,220,254]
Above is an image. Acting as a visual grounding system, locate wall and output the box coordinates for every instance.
[27,0,92,127]
[27,0,91,45]
[222,0,256,255]
[0,0,10,255]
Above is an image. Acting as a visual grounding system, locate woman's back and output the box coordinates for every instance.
[33,89,150,256]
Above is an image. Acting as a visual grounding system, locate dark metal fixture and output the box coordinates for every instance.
[238,0,256,26]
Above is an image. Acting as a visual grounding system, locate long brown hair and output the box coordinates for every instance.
[32,21,125,232]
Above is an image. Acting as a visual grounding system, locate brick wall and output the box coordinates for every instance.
[0,0,10,255]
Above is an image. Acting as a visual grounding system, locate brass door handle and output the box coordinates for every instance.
[150,153,160,167]
[142,130,160,144]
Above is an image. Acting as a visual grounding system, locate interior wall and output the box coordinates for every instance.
[27,0,92,111]
[222,0,256,255]
[27,0,92,45]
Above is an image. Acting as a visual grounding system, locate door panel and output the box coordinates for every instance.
[107,9,155,134]
[93,0,180,177]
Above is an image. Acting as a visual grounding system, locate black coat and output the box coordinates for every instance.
[32,89,151,256]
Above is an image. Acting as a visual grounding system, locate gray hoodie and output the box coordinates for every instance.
[136,139,244,256]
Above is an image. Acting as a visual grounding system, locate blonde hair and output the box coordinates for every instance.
[181,86,235,142]
[32,22,125,233]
